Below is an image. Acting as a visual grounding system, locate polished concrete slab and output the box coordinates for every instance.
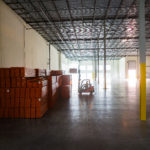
[0,80,150,150]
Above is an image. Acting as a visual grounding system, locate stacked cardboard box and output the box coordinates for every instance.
[60,75,72,99]
[25,77,48,118]
[48,70,63,108]
[50,70,63,76]
[48,76,60,108]
[0,68,72,119]
[0,68,49,118]
[35,69,46,77]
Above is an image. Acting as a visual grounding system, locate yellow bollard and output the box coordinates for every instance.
[140,63,146,120]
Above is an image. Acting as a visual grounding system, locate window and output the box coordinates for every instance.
[87,65,92,71]
[87,73,92,80]
[80,66,86,70]
[81,73,86,80]
[106,65,111,71]
[99,65,103,70]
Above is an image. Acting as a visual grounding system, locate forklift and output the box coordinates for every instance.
[78,79,94,94]
[78,61,94,95]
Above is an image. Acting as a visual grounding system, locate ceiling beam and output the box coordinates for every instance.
[25,15,138,24]
[50,36,150,43]
[61,47,139,51]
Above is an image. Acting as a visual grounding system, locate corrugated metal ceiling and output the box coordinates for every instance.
[3,0,150,60]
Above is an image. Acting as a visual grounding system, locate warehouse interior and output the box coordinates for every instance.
[1,0,150,149]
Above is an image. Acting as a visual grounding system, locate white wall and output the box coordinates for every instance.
[146,56,150,66]
[110,60,119,79]
[50,45,60,70]
[146,56,150,78]
[25,29,49,69]
[61,53,69,73]
[0,0,59,70]
[0,0,25,67]
[119,58,125,79]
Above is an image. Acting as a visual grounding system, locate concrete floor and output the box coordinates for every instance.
[0,80,150,150]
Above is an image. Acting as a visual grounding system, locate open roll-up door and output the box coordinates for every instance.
[128,61,136,70]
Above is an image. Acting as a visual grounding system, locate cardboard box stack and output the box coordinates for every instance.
[60,75,72,99]
[50,70,63,76]
[0,68,49,118]
[48,70,63,108]
[0,68,72,119]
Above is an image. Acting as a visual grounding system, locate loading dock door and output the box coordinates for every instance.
[128,60,136,79]
[128,60,136,70]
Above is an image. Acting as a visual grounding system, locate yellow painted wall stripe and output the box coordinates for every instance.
[140,63,146,120]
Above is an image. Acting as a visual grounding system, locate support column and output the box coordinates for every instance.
[59,51,62,70]
[139,0,146,120]
[104,20,106,89]
[78,61,81,92]
[94,57,97,82]
[97,46,100,84]
[49,43,51,70]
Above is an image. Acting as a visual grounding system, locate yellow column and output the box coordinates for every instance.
[138,0,146,120]
[140,63,146,120]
